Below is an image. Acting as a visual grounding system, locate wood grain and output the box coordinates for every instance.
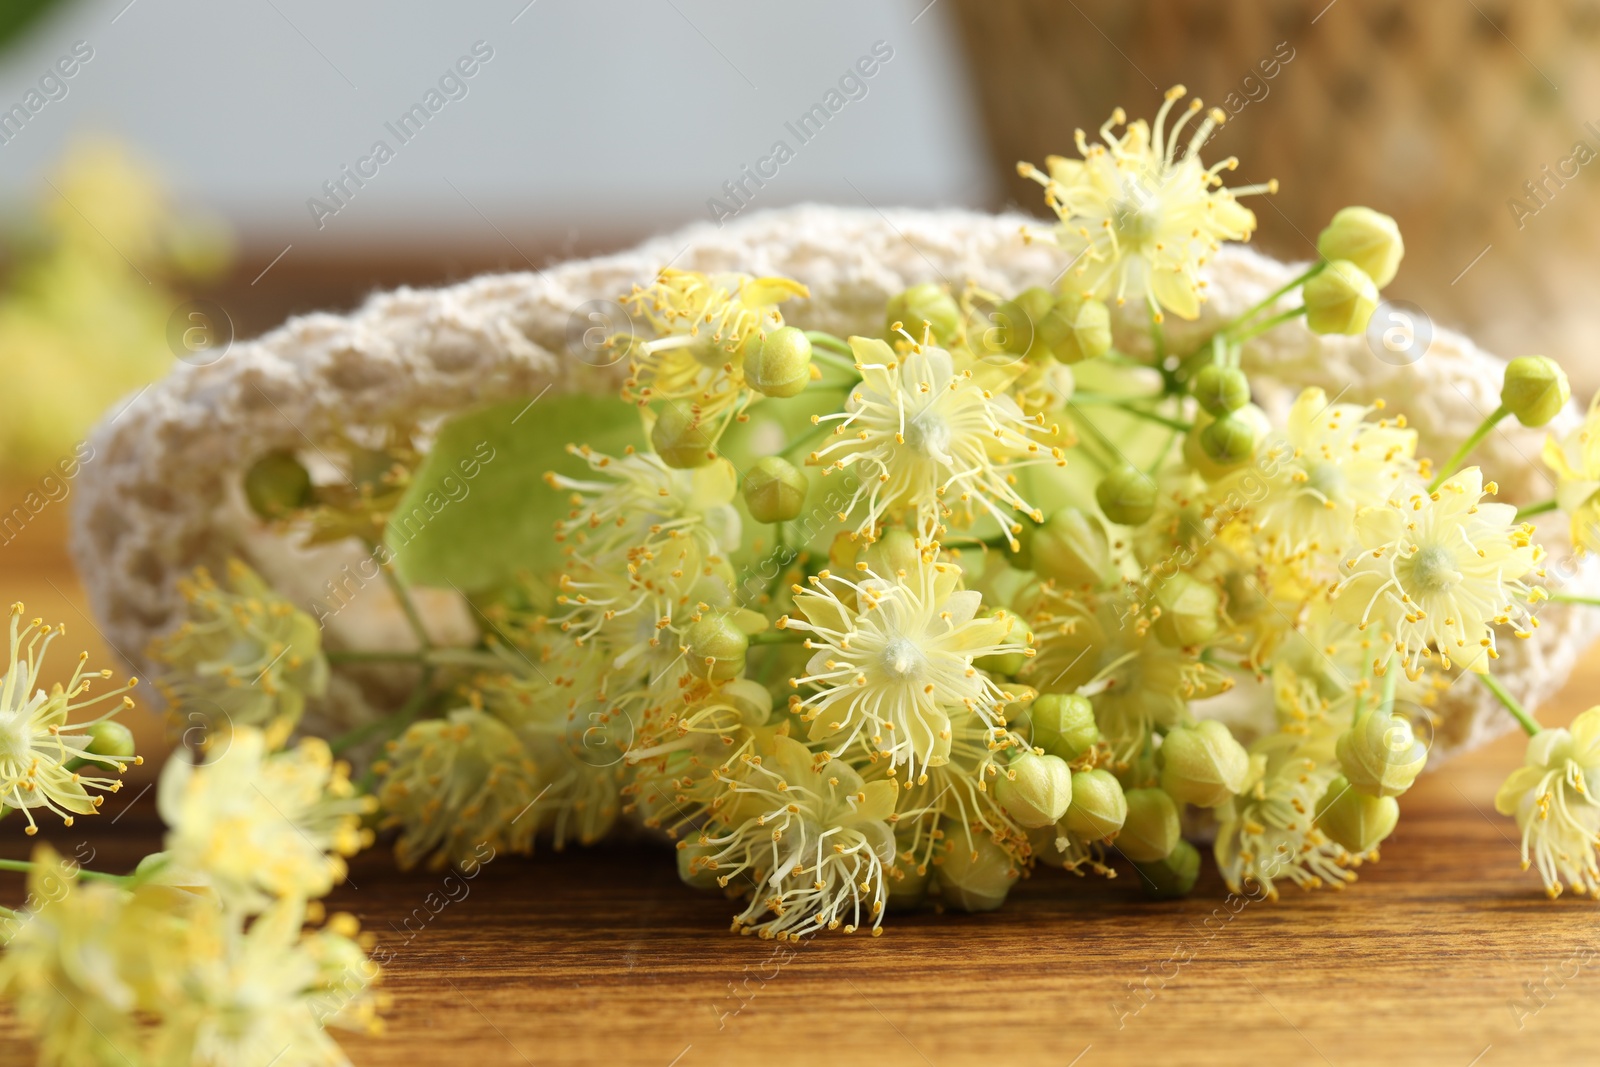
[2,554,1598,1067]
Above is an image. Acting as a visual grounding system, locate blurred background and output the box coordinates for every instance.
[1,0,1598,706]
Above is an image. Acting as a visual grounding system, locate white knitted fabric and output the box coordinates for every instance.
[69,204,1600,760]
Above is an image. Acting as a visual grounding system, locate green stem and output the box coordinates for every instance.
[1105,400,1191,433]
[1428,404,1510,492]
[1478,671,1540,737]
[0,858,133,885]
[1224,261,1327,333]
[373,550,432,653]
[1232,305,1307,344]
[331,667,436,756]
[749,630,803,646]
[1379,658,1399,717]
[780,419,836,462]
[1549,593,1600,608]
[803,330,854,357]
[1064,405,1123,467]
[1515,499,1560,521]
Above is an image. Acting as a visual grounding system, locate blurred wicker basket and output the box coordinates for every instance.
[951,0,1600,389]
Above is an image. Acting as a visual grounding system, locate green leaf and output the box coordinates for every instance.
[386,394,642,593]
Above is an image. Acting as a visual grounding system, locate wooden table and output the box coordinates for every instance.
[2,541,1596,1067]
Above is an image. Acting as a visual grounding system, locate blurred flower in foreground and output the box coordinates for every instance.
[0,137,231,473]
[1543,390,1600,554]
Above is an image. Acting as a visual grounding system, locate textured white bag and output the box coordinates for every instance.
[69,205,1600,758]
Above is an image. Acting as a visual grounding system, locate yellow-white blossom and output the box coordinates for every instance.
[1019,85,1275,321]
[1333,468,1543,678]
[808,337,1063,543]
[1542,391,1600,554]
[1495,707,1600,897]
[158,727,375,910]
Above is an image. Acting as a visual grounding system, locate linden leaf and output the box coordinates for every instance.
[386,393,642,593]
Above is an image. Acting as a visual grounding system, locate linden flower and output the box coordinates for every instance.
[0,603,139,834]
[546,446,741,563]
[149,559,329,744]
[1542,391,1600,554]
[808,337,1064,544]
[1214,731,1355,899]
[1018,85,1275,321]
[1240,388,1420,563]
[0,847,157,1067]
[1333,468,1543,678]
[779,553,1029,780]
[376,708,542,870]
[158,727,376,910]
[688,734,899,938]
[1495,708,1600,897]
[622,268,809,424]
[153,900,383,1067]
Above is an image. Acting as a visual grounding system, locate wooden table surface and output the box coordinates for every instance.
[2,531,1597,1067]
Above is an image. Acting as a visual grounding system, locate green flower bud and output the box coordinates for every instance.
[1501,355,1571,428]
[683,615,748,681]
[1152,573,1220,648]
[974,611,1031,677]
[1315,774,1399,854]
[86,720,137,760]
[743,326,813,398]
[885,283,961,345]
[1096,463,1158,526]
[1160,720,1250,808]
[1317,207,1404,288]
[1132,838,1201,898]
[1031,507,1110,587]
[1038,293,1112,364]
[1117,787,1182,862]
[1029,693,1099,761]
[988,286,1054,360]
[935,820,1020,912]
[1221,568,1269,624]
[1303,259,1378,336]
[243,450,313,521]
[1198,404,1267,467]
[1191,364,1251,416]
[742,456,809,523]
[651,404,715,468]
[1336,708,1427,797]
[888,831,934,911]
[995,751,1073,828]
[1062,768,1127,840]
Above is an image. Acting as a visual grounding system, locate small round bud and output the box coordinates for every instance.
[683,615,748,681]
[1336,708,1426,797]
[243,450,313,520]
[1062,768,1127,840]
[935,819,1020,912]
[1095,463,1158,526]
[1118,788,1182,862]
[862,527,920,577]
[1160,720,1250,808]
[1190,364,1251,416]
[86,720,138,761]
[743,326,812,398]
[1501,355,1570,428]
[886,283,961,345]
[994,751,1073,828]
[1317,207,1404,288]
[1031,507,1110,587]
[1152,573,1220,648]
[1038,293,1112,364]
[742,456,808,523]
[1221,568,1269,623]
[1303,259,1379,336]
[1315,774,1399,854]
[1029,693,1100,761]
[1198,405,1267,467]
[888,830,934,911]
[988,286,1054,360]
[651,404,715,468]
[1133,838,1201,899]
